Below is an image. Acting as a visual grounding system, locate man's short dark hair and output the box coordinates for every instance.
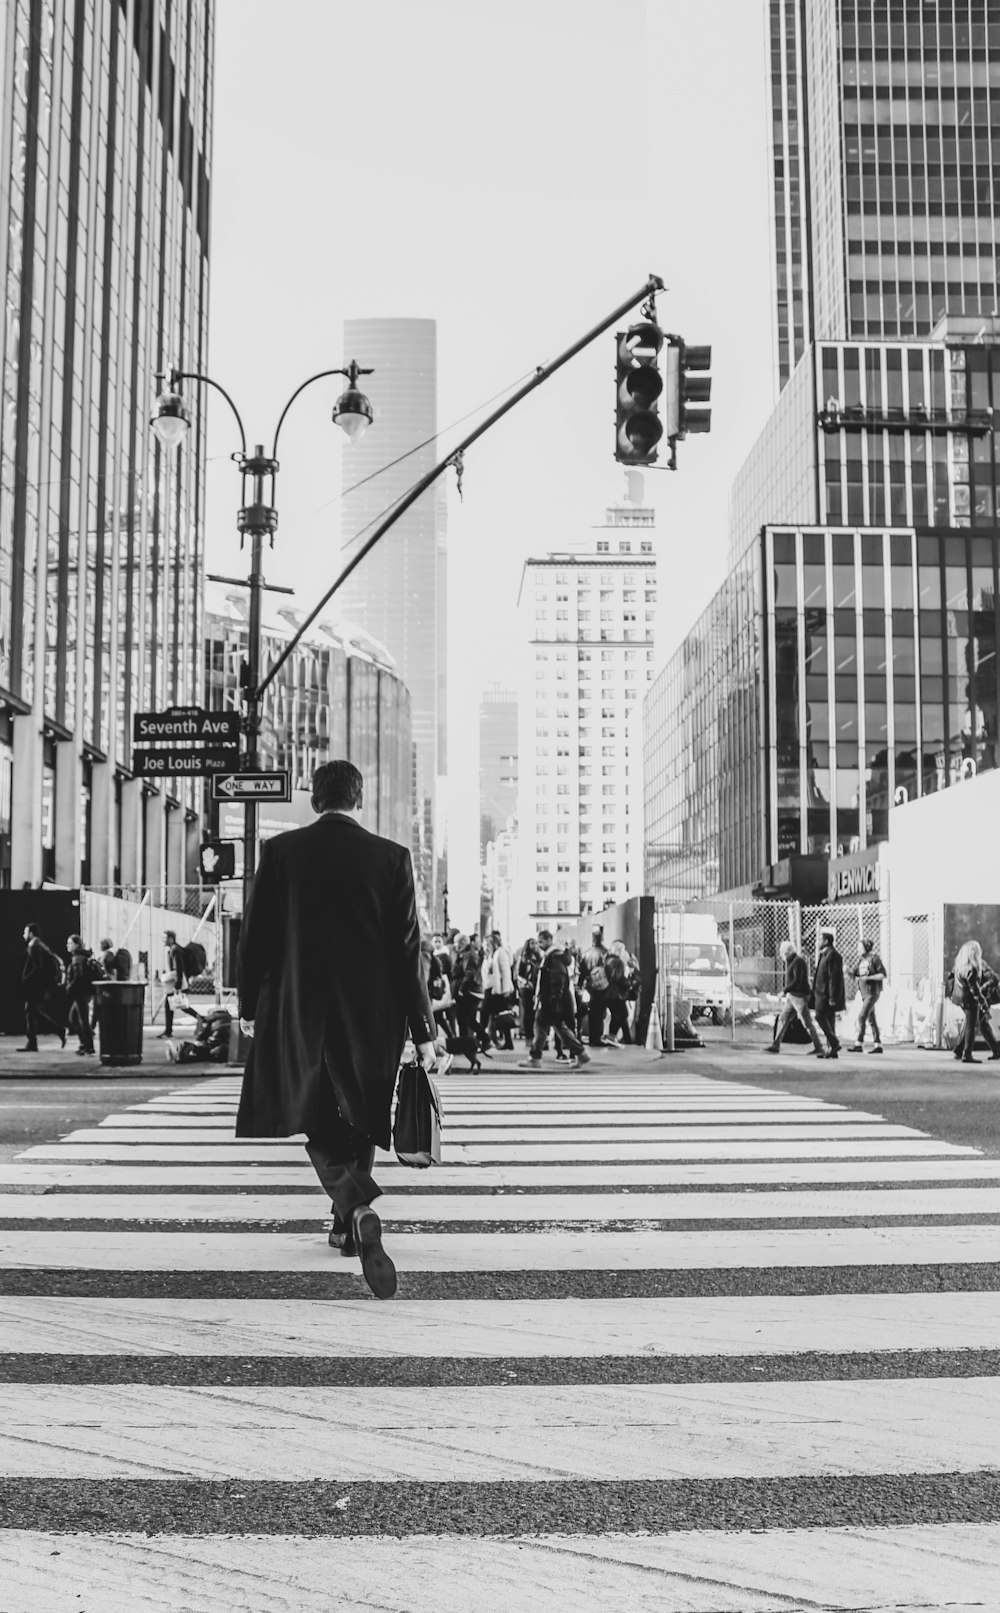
[538,929,553,945]
[312,760,364,813]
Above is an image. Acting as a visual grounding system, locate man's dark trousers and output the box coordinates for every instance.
[531,1012,583,1060]
[814,1006,839,1051]
[587,991,608,1045]
[304,1066,379,1224]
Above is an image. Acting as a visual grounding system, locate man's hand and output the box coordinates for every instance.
[416,1040,436,1073]
[240,1018,255,1038]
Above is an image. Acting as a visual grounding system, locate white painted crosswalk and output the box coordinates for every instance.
[0,1061,997,1610]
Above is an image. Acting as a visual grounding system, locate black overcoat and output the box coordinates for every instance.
[235,813,435,1150]
[812,945,846,1012]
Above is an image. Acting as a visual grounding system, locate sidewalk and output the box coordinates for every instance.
[0,1026,179,1080]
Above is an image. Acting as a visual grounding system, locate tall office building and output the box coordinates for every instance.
[479,686,518,855]
[337,317,446,918]
[771,0,1000,385]
[646,0,1000,902]
[518,506,656,925]
[0,0,214,889]
[205,594,412,856]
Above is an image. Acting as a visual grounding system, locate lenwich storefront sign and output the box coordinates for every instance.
[827,847,883,903]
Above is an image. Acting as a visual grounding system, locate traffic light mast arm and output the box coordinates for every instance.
[256,274,665,701]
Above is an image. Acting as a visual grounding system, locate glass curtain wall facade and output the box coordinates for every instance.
[204,601,413,855]
[771,0,1000,387]
[643,546,764,901]
[0,0,213,887]
[337,317,445,920]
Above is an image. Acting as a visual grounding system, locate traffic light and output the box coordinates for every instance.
[663,339,712,467]
[199,839,236,884]
[614,320,664,465]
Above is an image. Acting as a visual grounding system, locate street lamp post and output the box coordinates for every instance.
[151,362,374,914]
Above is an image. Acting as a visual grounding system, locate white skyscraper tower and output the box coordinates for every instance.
[517,501,656,925]
[337,318,446,921]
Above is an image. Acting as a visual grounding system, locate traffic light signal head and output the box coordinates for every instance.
[663,339,713,466]
[615,320,664,465]
[200,839,236,884]
[680,344,712,434]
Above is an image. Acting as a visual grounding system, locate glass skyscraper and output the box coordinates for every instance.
[771,0,1000,384]
[0,0,213,888]
[337,317,446,920]
[204,596,413,859]
[645,0,1000,900]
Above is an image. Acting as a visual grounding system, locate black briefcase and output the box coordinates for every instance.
[393,1060,443,1168]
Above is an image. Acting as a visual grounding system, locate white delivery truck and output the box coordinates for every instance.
[657,912,734,1024]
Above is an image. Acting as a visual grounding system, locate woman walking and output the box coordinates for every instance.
[951,941,997,1065]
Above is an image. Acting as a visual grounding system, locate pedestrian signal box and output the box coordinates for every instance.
[199,839,236,884]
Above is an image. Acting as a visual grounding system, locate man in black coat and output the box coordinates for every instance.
[766,939,826,1056]
[812,928,846,1058]
[236,760,436,1299]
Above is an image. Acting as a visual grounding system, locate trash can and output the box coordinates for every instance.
[95,981,146,1067]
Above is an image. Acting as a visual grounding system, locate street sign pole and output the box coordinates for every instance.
[239,445,276,917]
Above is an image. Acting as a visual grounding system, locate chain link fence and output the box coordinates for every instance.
[654,895,942,1047]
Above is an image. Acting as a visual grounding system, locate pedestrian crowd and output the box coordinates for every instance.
[419,922,640,1073]
[766,928,1000,1063]
[19,925,133,1055]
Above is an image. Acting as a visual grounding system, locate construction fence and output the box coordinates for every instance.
[79,884,241,1024]
[654,896,950,1049]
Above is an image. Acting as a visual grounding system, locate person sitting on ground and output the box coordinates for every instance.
[167,1007,233,1064]
[766,939,826,1057]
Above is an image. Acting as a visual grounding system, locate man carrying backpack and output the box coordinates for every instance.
[518,931,590,1071]
[580,924,611,1047]
[19,924,66,1052]
[159,930,204,1038]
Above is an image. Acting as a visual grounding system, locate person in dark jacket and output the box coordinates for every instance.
[517,937,542,1045]
[580,925,610,1046]
[950,940,997,1064]
[811,928,846,1057]
[237,760,436,1300]
[518,931,590,1070]
[604,942,633,1045]
[848,938,886,1053]
[64,935,99,1055]
[453,935,488,1054]
[766,940,826,1055]
[18,924,66,1052]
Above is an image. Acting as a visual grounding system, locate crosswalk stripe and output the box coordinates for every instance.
[2,1058,997,1606]
[3,1185,1000,1222]
[5,1291,998,1356]
[1,1377,995,1481]
[1,1523,996,1611]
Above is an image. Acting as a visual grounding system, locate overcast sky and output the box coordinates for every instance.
[205,0,776,923]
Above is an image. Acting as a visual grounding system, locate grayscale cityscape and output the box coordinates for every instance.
[0,0,998,1606]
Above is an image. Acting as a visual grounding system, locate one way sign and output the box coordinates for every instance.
[212,770,291,804]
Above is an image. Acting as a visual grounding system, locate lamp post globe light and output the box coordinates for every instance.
[151,361,375,911]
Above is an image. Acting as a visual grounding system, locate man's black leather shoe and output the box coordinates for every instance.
[352,1207,396,1299]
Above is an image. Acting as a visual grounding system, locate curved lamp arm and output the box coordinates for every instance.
[167,369,248,457]
[271,369,353,460]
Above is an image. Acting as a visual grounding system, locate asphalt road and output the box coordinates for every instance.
[0,1073,187,1163]
[2,1043,998,1162]
[693,1038,1000,1157]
